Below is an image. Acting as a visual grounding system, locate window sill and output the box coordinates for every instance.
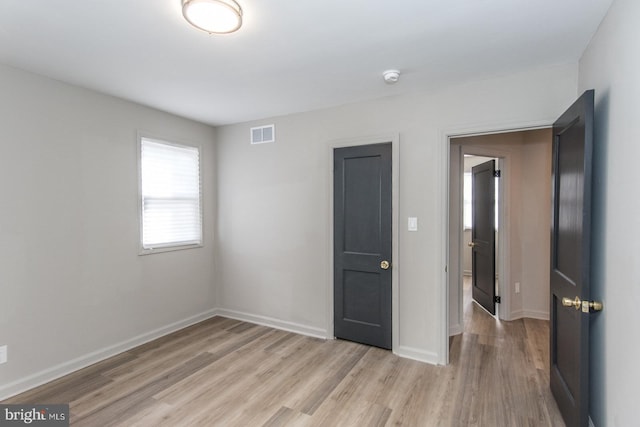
[139,243,203,256]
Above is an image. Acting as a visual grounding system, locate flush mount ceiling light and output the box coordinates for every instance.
[182,0,243,34]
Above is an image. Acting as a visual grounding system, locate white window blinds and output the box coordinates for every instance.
[140,137,202,250]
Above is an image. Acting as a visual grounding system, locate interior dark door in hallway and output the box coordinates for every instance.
[470,160,496,315]
[334,143,392,349]
[550,89,595,427]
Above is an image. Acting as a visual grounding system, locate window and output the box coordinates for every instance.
[139,136,202,253]
[463,173,473,229]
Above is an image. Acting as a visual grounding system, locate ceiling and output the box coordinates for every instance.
[0,0,612,126]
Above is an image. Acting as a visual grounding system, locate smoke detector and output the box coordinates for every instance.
[383,69,401,84]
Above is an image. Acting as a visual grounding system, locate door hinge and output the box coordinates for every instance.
[494,170,501,178]
[494,296,501,304]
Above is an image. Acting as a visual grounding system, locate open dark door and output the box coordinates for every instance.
[550,89,601,427]
[334,143,392,349]
[470,160,496,315]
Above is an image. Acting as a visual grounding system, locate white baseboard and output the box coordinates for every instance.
[214,308,328,340]
[218,309,443,366]
[449,323,463,336]
[510,309,549,321]
[0,308,218,401]
[396,345,440,365]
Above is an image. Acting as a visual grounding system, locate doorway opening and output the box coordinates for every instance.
[448,129,553,350]
[464,155,500,318]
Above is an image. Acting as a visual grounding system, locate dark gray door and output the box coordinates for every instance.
[550,90,595,427]
[470,160,496,315]
[334,143,392,349]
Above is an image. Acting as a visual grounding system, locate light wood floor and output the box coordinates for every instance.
[4,280,564,426]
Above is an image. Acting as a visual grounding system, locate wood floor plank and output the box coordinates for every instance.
[149,329,304,426]
[152,328,281,405]
[261,406,298,427]
[524,318,549,371]
[71,325,271,417]
[262,407,312,427]
[3,286,565,427]
[113,400,175,427]
[195,337,341,426]
[323,346,396,407]
[102,327,232,381]
[72,351,220,426]
[126,316,229,356]
[72,396,159,427]
[298,344,369,415]
[318,399,392,427]
[263,331,298,353]
[3,351,136,405]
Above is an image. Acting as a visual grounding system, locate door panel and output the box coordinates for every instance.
[343,155,382,254]
[334,143,392,349]
[550,89,594,427]
[471,160,496,315]
[342,270,382,325]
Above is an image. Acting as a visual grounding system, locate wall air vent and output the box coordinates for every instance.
[250,124,275,145]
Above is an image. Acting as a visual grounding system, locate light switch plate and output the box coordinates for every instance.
[0,345,7,364]
[408,217,418,231]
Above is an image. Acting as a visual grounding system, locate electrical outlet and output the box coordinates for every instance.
[0,345,7,364]
[515,282,521,294]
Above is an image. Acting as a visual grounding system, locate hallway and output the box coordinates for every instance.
[446,277,564,425]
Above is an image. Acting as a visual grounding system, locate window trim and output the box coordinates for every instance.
[137,132,204,255]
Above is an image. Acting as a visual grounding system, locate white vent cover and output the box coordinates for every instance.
[250,124,275,144]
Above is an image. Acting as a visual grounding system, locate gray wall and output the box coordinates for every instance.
[0,64,217,398]
[520,130,552,318]
[216,64,578,363]
[579,0,640,425]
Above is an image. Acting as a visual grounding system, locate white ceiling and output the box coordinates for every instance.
[0,0,612,126]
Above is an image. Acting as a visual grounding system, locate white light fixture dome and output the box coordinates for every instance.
[182,0,243,34]
[383,69,401,84]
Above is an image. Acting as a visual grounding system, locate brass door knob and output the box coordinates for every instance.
[562,296,603,312]
[380,260,390,270]
[468,242,476,248]
[562,296,581,310]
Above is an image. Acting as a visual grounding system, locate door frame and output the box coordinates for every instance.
[440,121,550,365]
[327,133,400,353]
